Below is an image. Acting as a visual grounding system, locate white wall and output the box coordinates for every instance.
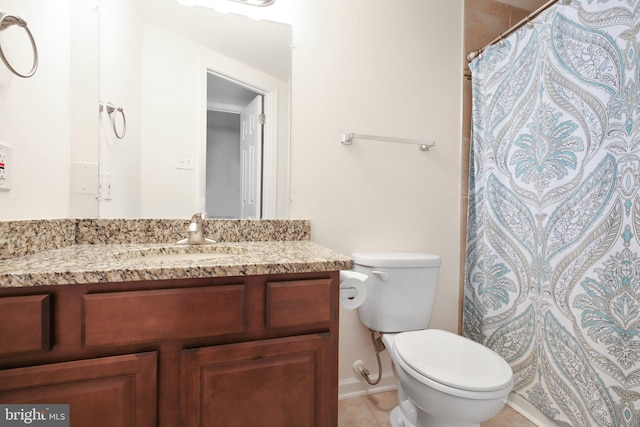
[290,0,464,396]
[69,0,100,218]
[99,0,143,218]
[0,0,73,219]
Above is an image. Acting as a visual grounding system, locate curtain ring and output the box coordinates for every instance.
[0,12,38,78]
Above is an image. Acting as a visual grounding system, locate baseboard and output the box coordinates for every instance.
[338,373,397,400]
[508,393,561,427]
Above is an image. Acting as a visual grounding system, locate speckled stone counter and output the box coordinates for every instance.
[0,218,312,259]
[0,219,353,288]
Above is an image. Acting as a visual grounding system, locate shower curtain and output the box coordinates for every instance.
[464,1,640,426]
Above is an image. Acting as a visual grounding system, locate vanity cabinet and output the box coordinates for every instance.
[0,353,157,427]
[181,334,331,427]
[0,272,340,427]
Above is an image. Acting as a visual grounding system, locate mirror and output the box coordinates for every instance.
[0,0,100,220]
[99,0,292,219]
[0,0,291,221]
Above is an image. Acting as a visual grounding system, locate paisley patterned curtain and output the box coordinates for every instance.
[464,1,640,426]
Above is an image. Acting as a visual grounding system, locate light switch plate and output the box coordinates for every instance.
[177,152,195,170]
[71,162,99,194]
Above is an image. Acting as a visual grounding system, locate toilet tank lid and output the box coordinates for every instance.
[352,252,441,268]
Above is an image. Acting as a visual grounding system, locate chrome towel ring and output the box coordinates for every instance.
[100,101,127,140]
[0,11,38,78]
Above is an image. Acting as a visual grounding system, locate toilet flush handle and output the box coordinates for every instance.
[371,270,390,281]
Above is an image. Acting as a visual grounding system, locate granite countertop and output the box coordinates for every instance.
[0,241,354,288]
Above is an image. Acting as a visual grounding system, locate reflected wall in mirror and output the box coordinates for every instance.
[99,0,292,219]
[0,0,100,220]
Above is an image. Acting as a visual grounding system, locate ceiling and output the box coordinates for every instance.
[134,0,292,81]
[494,0,549,11]
[132,0,547,82]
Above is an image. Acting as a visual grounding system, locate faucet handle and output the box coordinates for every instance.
[178,213,215,245]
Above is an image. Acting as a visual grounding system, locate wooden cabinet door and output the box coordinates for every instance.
[0,352,157,427]
[182,334,333,427]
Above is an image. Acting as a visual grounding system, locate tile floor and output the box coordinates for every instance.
[338,390,536,427]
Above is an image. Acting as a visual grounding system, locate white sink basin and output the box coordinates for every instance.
[136,252,234,262]
[113,245,245,263]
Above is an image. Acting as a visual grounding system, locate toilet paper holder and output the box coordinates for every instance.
[339,270,368,310]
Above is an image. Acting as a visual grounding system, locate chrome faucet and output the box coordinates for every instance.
[177,213,216,245]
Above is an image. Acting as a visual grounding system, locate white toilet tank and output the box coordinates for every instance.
[353,252,441,333]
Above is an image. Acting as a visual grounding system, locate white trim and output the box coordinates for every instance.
[197,62,208,215]
[338,373,397,401]
[261,89,278,218]
[507,393,560,427]
[207,101,244,114]
[207,69,266,94]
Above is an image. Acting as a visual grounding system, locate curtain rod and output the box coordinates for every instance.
[466,0,565,63]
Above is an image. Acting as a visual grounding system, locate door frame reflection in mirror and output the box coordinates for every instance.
[205,72,264,219]
[199,70,280,219]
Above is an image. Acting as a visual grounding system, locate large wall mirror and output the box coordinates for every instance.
[100,0,292,219]
[0,0,291,220]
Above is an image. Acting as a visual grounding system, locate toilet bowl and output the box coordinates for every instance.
[350,252,514,427]
[382,331,513,427]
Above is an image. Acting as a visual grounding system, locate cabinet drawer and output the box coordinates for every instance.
[0,294,51,356]
[83,285,245,347]
[266,278,332,330]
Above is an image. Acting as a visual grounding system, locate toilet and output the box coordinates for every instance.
[352,252,513,427]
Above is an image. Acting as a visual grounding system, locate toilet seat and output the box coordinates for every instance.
[393,329,513,397]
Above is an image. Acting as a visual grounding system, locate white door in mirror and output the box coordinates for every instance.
[240,95,263,219]
[0,143,12,191]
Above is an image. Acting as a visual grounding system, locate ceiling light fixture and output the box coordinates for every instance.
[177,0,274,6]
[228,0,275,6]
[176,0,289,24]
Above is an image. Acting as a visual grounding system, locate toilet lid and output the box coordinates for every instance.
[394,329,513,392]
